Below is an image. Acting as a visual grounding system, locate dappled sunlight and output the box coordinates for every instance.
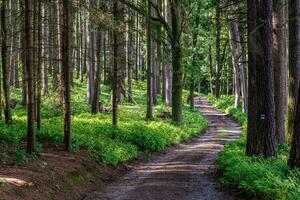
[0,176,32,187]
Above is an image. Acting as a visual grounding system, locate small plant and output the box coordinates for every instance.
[14,147,29,166]
[38,161,48,172]
[0,152,9,163]
[0,179,7,187]
[65,171,93,186]
[219,132,229,138]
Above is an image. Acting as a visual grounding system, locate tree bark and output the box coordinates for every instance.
[287,0,300,141]
[256,0,277,157]
[171,0,183,125]
[273,0,287,144]
[1,0,12,125]
[60,0,71,151]
[25,0,35,154]
[215,0,221,98]
[146,0,153,120]
[289,86,300,168]
[91,32,103,114]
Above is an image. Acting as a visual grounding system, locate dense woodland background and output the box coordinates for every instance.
[1,0,300,199]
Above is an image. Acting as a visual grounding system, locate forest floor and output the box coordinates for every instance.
[84,97,244,200]
[0,97,243,200]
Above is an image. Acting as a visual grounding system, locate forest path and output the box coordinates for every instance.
[85,97,243,200]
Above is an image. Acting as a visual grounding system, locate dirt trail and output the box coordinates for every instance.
[85,97,243,200]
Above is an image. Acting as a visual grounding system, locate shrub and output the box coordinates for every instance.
[208,94,300,200]
[0,81,208,165]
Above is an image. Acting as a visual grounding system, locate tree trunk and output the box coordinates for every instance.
[289,86,300,168]
[91,32,103,114]
[228,28,241,108]
[1,0,12,125]
[215,0,221,98]
[25,0,35,154]
[229,14,248,112]
[36,0,43,130]
[112,1,124,126]
[273,0,287,144]
[164,0,172,106]
[126,7,133,103]
[171,0,183,125]
[256,0,277,157]
[60,0,71,151]
[146,0,153,120]
[190,16,199,110]
[287,0,300,141]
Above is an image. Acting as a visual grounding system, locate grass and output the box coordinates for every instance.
[65,171,93,186]
[0,180,7,187]
[219,132,230,138]
[207,94,300,200]
[0,79,208,165]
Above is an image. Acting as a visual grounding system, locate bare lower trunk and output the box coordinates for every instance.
[273,0,287,144]
[25,0,35,154]
[1,0,12,124]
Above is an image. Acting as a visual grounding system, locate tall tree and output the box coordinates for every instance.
[247,0,277,157]
[273,0,287,143]
[1,0,11,124]
[60,0,71,151]
[170,0,183,124]
[146,0,153,120]
[246,0,259,156]
[36,0,43,130]
[287,0,300,141]
[215,0,221,98]
[25,0,35,154]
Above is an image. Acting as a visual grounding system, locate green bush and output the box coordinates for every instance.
[207,94,300,200]
[0,81,208,166]
[217,140,300,200]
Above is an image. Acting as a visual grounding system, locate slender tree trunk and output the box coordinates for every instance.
[228,28,241,108]
[43,3,49,95]
[246,0,260,156]
[190,16,199,110]
[25,0,35,154]
[171,0,183,125]
[164,0,172,106]
[229,15,248,112]
[1,0,11,125]
[215,0,221,98]
[36,0,43,130]
[127,7,133,103]
[60,0,71,151]
[146,0,153,120]
[208,39,214,94]
[112,1,121,126]
[91,32,102,113]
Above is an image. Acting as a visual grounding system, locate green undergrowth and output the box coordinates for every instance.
[207,94,300,200]
[0,80,208,165]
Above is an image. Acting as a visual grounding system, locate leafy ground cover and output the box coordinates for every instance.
[0,80,208,165]
[207,94,300,200]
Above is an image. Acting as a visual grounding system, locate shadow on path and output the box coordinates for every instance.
[85,97,243,200]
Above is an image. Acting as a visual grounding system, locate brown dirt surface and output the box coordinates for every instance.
[84,97,244,200]
[0,148,131,200]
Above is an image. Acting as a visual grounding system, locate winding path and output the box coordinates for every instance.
[85,97,243,200]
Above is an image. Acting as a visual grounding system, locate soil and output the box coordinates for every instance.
[0,147,131,200]
[84,97,244,200]
[0,97,243,200]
